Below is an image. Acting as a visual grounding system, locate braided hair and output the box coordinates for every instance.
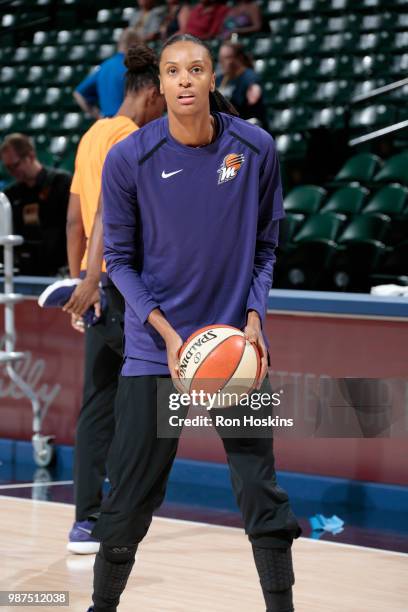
[124,43,160,94]
[160,33,240,117]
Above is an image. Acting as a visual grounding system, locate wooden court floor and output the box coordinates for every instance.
[0,496,406,612]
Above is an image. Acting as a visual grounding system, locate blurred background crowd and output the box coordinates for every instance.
[0,0,407,292]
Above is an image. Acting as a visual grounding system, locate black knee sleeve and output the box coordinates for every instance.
[92,544,138,612]
[252,546,295,612]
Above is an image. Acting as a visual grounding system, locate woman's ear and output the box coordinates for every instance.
[210,72,216,93]
[159,76,164,96]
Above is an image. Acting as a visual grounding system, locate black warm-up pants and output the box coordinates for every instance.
[73,285,124,522]
[92,374,302,548]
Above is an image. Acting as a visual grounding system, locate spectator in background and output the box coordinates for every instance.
[0,133,71,276]
[160,0,191,39]
[222,0,264,38]
[217,42,268,128]
[185,0,229,40]
[129,0,166,41]
[73,28,140,119]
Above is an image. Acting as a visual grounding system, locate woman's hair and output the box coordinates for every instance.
[220,41,253,69]
[124,43,160,94]
[160,33,239,117]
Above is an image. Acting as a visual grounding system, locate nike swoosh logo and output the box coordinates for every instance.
[77,527,92,535]
[161,169,183,179]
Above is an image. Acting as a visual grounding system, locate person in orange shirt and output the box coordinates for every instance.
[64,43,165,554]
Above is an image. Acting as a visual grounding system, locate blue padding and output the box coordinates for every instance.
[0,439,14,463]
[268,289,408,318]
[1,438,407,515]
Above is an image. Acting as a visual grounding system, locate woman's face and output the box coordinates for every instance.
[160,41,215,117]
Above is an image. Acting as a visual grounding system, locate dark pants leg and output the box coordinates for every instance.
[216,376,301,548]
[214,376,301,611]
[73,295,123,522]
[91,375,301,610]
[92,375,184,544]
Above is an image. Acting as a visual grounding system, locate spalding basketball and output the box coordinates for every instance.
[177,325,261,408]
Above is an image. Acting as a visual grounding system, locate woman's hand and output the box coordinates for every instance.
[63,277,101,318]
[147,308,185,394]
[70,313,85,334]
[243,310,268,390]
[165,332,185,394]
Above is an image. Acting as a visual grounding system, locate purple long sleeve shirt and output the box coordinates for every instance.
[102,112,284,375]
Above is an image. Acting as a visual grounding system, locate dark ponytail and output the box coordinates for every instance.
[160,33,240,117]
[124,43,160,94]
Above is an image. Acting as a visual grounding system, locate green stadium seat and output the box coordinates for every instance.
[27,112,48,132]
[311,106,345,129]
[373,153,408,186]
[0,113,16,131]
[351,79,386,100]
[276,81,313,104]
[362,185,408,217]
[331,213,391,291]
[278,57,315,80]
[310,80,349,104]
[292,212,346,244]
[254,58,281,80]
[333,153,382,184]
[283,35,318,56]
[269,107,311,132]
[324,14,358,33]
[320,185,369,215]
[26,65,46,84]
[350,105,396,129]
[11,87,30,107]
[393,32,408,52]
[13,47,32,64]
[276,133,307,158]
[277,213,305,250]
[320,32,355,54]
[0,66,17,83]
[317,56,351,78]
[280,212,346,289]
[338,213,390,244]
[284,185,327,214]
[370,240,408,286]
[357,32,390,52]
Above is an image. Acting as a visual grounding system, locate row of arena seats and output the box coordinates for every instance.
[275,153,408,291]
[0,105,403,141]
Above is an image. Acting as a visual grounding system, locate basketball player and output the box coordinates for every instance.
[64,44,165,553]
[87,34,301,611]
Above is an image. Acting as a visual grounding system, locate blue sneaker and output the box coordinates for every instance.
[38,278,106,326]
[86,608,94,612]
[67,520,100,555]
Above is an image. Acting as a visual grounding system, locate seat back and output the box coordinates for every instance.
[338,213,390,243]
[363,185,408,216]
[321,185,368,215]
[335,153,382,183]
[293,212,346,243]
[284,185,327,214]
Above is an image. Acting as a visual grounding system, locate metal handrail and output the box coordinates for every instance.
[349,119,408,147]
[350,76,408,106]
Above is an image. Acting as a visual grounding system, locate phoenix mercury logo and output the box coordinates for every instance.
[217,153,245,185]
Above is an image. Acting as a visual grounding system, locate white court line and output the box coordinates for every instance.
[0,480,73,490]
[0,494,407,558]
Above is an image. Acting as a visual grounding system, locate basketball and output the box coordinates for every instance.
[177,324,261,407]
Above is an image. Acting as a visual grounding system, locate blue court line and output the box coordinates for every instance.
[0,438,407,515]
[267,289,408,318]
